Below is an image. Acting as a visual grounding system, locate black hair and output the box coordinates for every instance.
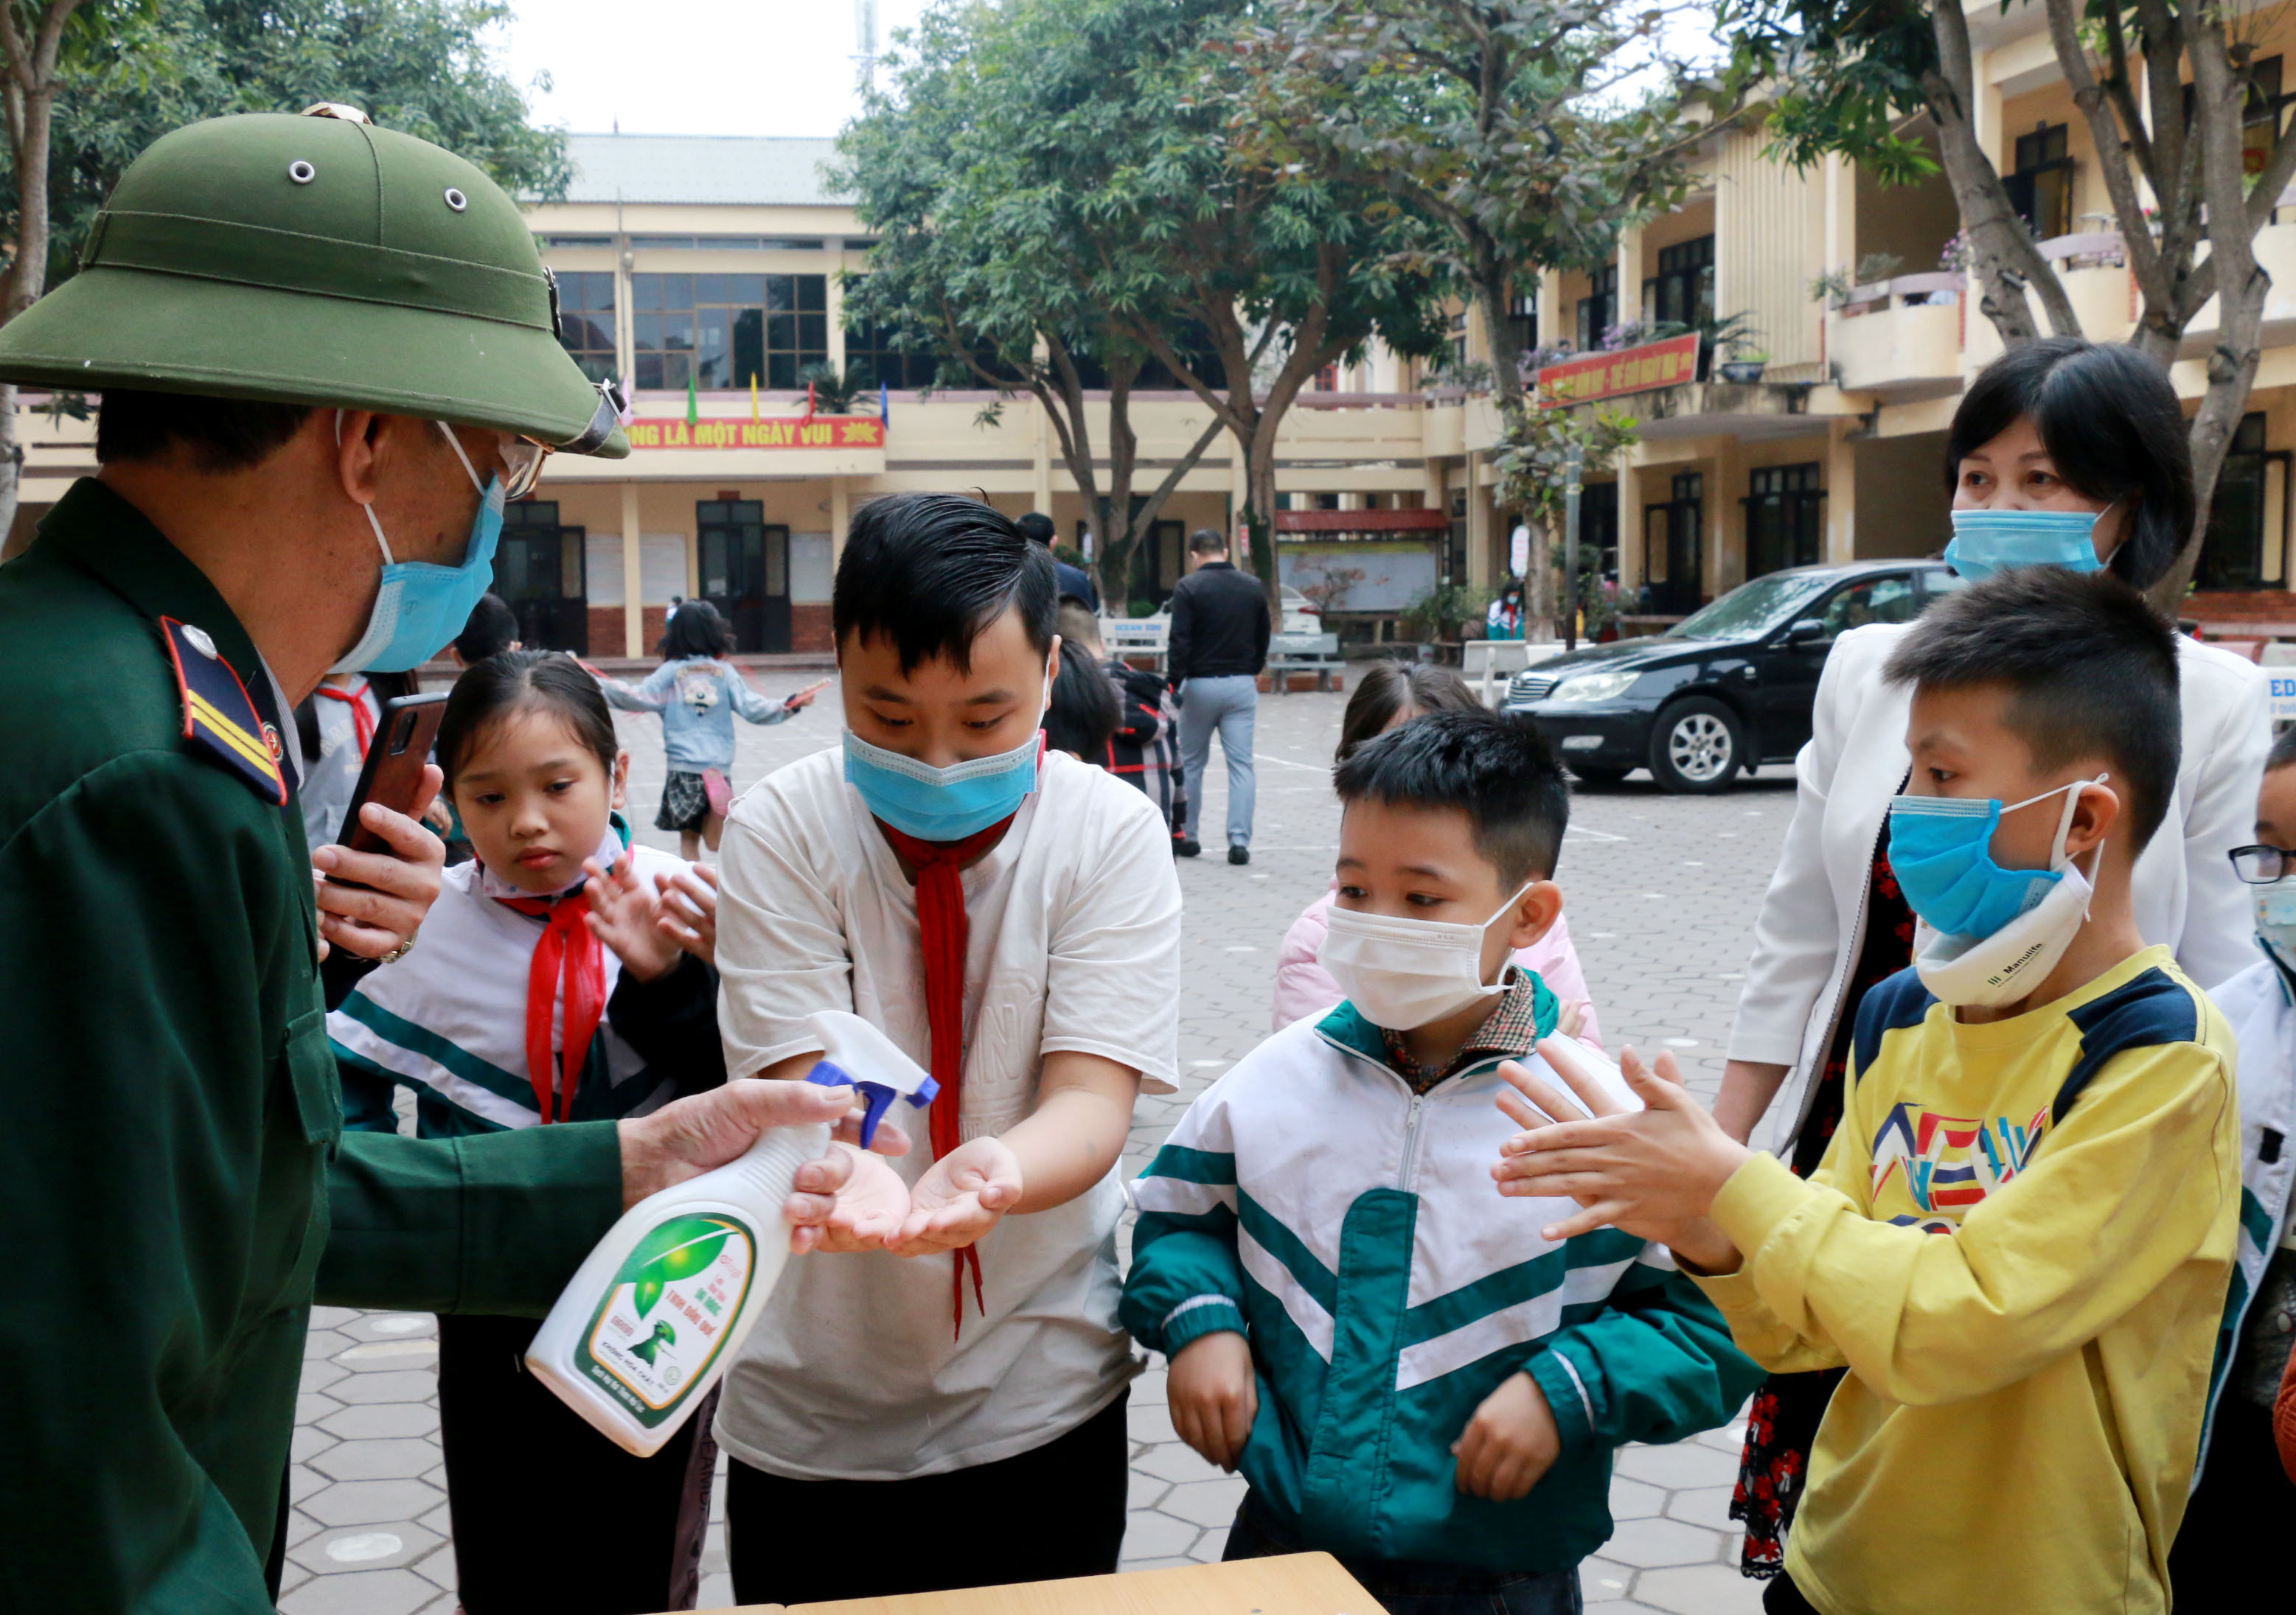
[2269,727,2296,772]
[1189,527,1227,556]
[95,388,315,472]
[1332,708,1570,886]
[1944,338,2193,591]
[1336,660,1483,764]
[1882,568,2181,847]
[833,493,1057,674]
[436,650,620,790]
[454,593,521,664]
[660,599,731,661]
[1015,511,1057,545]
[1043,638,1121,759]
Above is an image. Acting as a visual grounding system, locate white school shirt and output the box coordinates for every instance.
[711,746,1182,1479]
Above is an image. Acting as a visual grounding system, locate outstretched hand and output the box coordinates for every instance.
[887,1136,1024,1255]
[1492,1037,1748,1271]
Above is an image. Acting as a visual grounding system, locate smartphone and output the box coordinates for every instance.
[339,692,449,856]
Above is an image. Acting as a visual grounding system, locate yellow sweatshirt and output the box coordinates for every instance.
[1697,946,2238,1615]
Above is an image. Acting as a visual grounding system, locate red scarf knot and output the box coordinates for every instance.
[872,812,1017,1336]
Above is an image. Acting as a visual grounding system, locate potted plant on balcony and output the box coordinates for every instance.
[1719,349,1770,383]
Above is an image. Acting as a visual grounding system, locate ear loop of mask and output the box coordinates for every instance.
[2041,772,2109,916]
[334,412,489,564]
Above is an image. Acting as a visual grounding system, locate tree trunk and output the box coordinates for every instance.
[0,5,86,556]
[1924,3,2079,346]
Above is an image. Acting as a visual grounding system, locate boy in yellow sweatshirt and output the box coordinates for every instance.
[1490,568,2241,1615]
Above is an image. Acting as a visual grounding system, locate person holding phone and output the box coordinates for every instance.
[0,108,889,1610]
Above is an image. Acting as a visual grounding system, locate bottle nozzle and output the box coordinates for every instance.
[807,1058,938,1149]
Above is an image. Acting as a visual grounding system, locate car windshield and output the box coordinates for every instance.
[1662,572,1832,641]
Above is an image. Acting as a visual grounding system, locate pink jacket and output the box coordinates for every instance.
[1272,886,1604,1049]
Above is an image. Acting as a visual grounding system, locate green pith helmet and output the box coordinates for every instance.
[0,106,627,457]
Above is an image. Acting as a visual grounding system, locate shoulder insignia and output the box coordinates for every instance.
[159,615,288,806]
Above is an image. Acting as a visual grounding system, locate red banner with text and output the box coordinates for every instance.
[1535,334,1700,408]
[623,416,885,450]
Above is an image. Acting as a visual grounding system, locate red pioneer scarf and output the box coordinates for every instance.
[493,893,607,1124]
[871,813,1017,1336]
[313,680,377,757]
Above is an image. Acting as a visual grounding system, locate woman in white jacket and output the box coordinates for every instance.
[1711,336,2271,1579]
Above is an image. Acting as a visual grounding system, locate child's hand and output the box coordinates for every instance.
[582,854,683,982]
[1167,1331,1257,1471]
[1492,1039,1750,1270]
[1453,1372,1560,1501]
[792,1144,913,1254]
[653,864,718,966]
[886,1137,1023,1255]
[1554,998,1588,1042]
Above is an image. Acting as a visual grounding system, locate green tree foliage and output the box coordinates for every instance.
[1732,0,2296,604]
[1492,402,1638,634]
[833,0,1227,607]
[7,1,567,290]
[1219,0,1738,620]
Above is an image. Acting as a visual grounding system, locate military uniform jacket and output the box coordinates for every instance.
[0,480,626,1613]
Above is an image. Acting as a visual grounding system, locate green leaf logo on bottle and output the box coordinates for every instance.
[617,1215,736,1320]
[577,1210,756,1423]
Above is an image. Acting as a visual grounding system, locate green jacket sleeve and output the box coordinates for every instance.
[1122,1137,1249,1356]
[318,1122,625,1316]
[1528,1252,1764,1459]
[0,753,300,1614]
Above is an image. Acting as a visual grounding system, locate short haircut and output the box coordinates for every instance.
[2269,727,2296,772]
[96,388,314,472]
[1333,708,1570,886]
[1337,660,1482,764]
[834,494,1057,674]
[454,593,521,664]
[1015,511,1057,545]
[1944,337,2193,591]
[659,599,731,661]
[1056,596,1103,652]
[1043,639,1121,759]
[1882,568,2181,847]
[436,650,619,790]
[1189,527,1227,556]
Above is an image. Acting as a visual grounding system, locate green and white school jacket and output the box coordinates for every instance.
[1122,1001,1761,1574]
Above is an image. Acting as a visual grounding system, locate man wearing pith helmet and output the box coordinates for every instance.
[0,107,876,1608]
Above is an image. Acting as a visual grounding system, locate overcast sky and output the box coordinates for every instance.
[493,0,937,138]
[492,1,1722,140]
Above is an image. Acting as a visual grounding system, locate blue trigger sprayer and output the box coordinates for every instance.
[525,1008,938,1456]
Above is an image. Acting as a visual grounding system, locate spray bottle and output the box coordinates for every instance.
[525,1009,937,1456]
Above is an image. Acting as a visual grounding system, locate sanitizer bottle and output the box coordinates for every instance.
[525,1009,938,1457]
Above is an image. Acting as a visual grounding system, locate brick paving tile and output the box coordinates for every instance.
[293,680,1797,1611]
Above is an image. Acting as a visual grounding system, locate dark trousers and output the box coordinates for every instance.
[1223,1494,1582,1615]
[1761,1572,1821,1614]
[724,1389,1130,1605]
[2169,1395,2296,1610]
[436,1313,715,1615]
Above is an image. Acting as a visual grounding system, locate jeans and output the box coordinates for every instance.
[1224,1496,1583,1615]
[1179,673,1257,847]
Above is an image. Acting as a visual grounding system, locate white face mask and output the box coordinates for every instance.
[1318,881,1534,1030]
[1910,795,2099,1008]
[2255,880,2296,974]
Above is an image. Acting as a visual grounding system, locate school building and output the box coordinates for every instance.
[13,2,2296,646]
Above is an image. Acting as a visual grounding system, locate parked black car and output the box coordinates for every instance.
[1503,560,1965,792]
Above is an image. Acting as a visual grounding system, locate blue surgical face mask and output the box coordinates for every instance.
[333,417,507,674]
[845,726,1045,843]
[1943,504,2115,582]
[2256,880,2296,974]
[1887,775,2104,940]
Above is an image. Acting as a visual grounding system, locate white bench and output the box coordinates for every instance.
[1464,638,1570,706]
[1266,630,1344,694]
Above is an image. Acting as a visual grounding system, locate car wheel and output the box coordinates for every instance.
[1648,698,1744,794]
[1567,763,1632,786]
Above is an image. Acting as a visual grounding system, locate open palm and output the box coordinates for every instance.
[888,1137,1023,1256]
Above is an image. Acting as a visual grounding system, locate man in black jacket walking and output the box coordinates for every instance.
[1167,528,1271,863]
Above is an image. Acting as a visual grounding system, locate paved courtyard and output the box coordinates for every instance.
[283,670,1799,1615]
